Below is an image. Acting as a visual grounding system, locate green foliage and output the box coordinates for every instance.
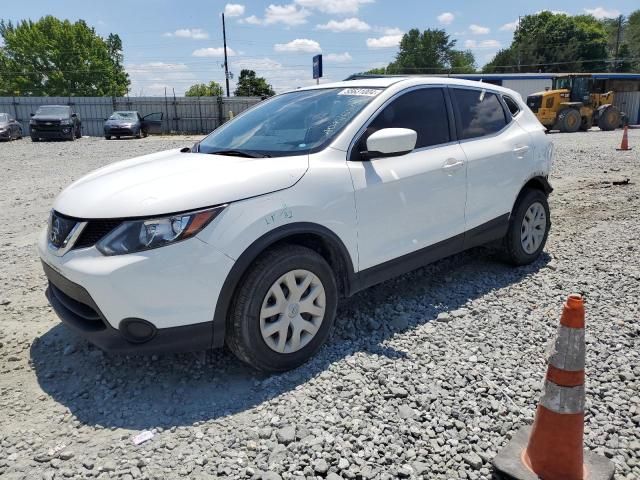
[0,16,129,96]
[233,69,275,97]
[185,81,224,97]
[484,11,624,73]
[367,29,476,74]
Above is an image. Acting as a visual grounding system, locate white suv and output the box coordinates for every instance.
[38,77,553,372]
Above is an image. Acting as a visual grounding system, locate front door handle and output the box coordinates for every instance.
[442,158,464,172]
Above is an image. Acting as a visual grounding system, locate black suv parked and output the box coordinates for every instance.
[30,105,81,141]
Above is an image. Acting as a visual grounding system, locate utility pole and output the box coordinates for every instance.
[517,16,522,73]
[613,15,623,72]
[222,13,230,97]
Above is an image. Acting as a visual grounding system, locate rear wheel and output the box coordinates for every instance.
[597,105,620,131]
[502,189,550,266]
[557,109,581,133]
[226,245,338,372]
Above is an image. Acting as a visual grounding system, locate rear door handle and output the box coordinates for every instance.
[513,145,530,158]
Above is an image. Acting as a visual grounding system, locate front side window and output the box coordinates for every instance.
[362,88,450,150]
[198,87,382,157]
[451,89,507,140]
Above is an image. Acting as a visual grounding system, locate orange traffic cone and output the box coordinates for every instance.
[492,294,614,480]
[616,125,632,151]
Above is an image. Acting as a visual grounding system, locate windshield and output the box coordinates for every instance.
[198,87,382,157]
[0,114,8,123]
[109,111,138,120]
[35,106,70,116]
[553,77,572,90]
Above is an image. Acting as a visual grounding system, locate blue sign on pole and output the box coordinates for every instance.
[313,54,323,80]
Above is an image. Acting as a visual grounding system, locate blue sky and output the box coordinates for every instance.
[3,0,638,95]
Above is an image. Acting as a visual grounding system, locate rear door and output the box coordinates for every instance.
[142,112,164,134]
[347,87,468,270]
[450,87,531,232]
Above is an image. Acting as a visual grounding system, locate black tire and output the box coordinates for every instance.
[502,189,551,266]
[597,105,620,131]
[557,109,581,133]
[226,245,338,372]
[579,115,593,131]
[116,136,120,140]
[68,131,75,141]
[136,128,143,139]
[30,136,38,142]
[104,135,111,140]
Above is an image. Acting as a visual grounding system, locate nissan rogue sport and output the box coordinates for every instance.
[38,77,553,372]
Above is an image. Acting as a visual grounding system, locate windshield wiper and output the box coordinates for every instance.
[209,149,270,158]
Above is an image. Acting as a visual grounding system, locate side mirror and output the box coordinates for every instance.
[71,113,77,117]
[30,113,35,117]
[360,128,417,160]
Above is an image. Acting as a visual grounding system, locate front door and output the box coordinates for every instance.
[347,87,468,271]
[142,112,164,134]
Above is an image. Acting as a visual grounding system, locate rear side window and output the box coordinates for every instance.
[503,95,521,117]
[364,88,450,149]
[451,88,507,140]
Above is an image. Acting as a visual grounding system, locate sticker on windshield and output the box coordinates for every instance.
[338,88,381,97]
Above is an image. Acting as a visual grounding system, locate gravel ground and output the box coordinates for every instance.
[0,130,639,480]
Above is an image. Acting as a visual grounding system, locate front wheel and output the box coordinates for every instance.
[226,245,338,372]
[502,189,551,265]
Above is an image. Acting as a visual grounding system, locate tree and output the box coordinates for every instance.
[233,70,275,97]
[0,16,129,96]
[185,81,224,97]
[484,11,609,73]
[367,29,476,75]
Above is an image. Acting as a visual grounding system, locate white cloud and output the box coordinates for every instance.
[500,20,519,32]
[437,12,455,25]
[264,4,311,25]
[536,9,569,15]
[242,15,262,25]
[469,24,490,35]
[192,47,237,57]
[381,27,403,35]
[295,0,373,15]
[325,52,352,62]
[232,57,318,93]
[464,39,501,49]
[126,62,197,96]
[317,17,371,32]
[366,34,402,48]
[224,3,245,16]
[163,28,209,40]
[584,7,620,19]
[274,38,322,53]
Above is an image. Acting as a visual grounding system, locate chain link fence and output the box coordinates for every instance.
[0,95,262,137]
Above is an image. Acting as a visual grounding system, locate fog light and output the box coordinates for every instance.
[62,128,70,133]
[119,318,156,343]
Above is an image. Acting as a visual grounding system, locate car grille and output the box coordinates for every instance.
[73,219,123,249]
[34,120,62,131]
[526,95,542,113]
[49,212,78,248]
[108,127,134,134]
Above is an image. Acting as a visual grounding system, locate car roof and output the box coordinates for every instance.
[294,76,515,95]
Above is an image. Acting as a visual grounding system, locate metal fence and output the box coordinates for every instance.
[0,96,263,137]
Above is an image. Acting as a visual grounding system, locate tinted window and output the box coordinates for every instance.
[364,88,450,149]
[503,96,520,117]
[452,89,507,140]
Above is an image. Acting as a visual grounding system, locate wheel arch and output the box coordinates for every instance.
[211,222,356,348]
[511,176,553,215]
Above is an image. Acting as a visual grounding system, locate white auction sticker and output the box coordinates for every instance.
[338,88,381,97]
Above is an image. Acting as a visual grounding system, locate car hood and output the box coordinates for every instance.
[54,149,308,218]
[32,115,70,121]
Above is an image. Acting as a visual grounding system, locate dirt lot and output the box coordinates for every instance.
[0,130,639,480]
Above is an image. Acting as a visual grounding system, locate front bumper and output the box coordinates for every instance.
[105,126,138,136]
[38,229,235,354]
[31,127,73,139]
[0,129,11,139]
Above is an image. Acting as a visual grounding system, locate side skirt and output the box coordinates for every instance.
[350,213,510,295]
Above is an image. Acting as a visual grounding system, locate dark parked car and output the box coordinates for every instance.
[104,111,163,139]
[30,105,81,141]
[0,113,23,141]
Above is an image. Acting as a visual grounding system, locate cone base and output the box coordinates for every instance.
[492,426,615,480]
[616,148,632,151]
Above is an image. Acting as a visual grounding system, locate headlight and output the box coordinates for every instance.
[96,205,226,255]
[60,119,71,125]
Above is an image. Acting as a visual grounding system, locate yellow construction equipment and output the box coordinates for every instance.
[526,74,624,132]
